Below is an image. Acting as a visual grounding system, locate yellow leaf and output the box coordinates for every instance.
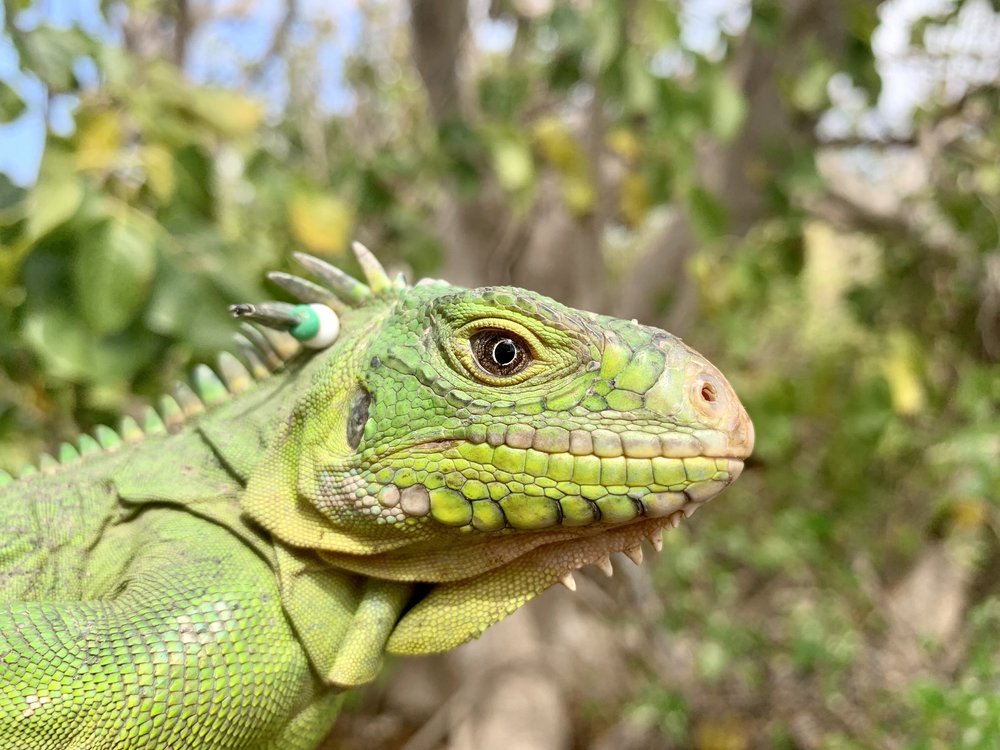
[605,128,641,162]
[190,89,264,137]
[619,171,648,226]
[952,500,987,530]
[532,116,584,172]
[140,145,175,202]
[880,331,925,416]
[288,193,354,256]
[560,173,595,216]
[74,111,122,172]
[491,135,535,193]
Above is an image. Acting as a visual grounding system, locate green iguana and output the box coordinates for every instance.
[0,243,753,749]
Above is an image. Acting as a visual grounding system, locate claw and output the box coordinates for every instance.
[595,555,614,577]
[559,572,578,592]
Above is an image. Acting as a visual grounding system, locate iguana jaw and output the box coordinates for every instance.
[380,460,745,655]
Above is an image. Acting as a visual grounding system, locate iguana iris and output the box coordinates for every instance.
[0,243,753,749]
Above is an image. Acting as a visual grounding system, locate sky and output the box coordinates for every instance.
[1,0,999,187]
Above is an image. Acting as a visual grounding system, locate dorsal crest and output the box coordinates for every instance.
[3,243,420,483]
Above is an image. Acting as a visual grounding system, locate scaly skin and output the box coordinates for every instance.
[0,248,753,749]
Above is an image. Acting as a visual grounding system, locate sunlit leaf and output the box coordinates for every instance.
[188,89,265,137]
[532,117,584,171]
[710,76,747,142]
[605,128,641,162]
[26,178,84,241]
[619,171,648,227]
[140,145,176,202]
[880,331,925,416]
[0,81,26,123]
[489,133,535,193]
[21,26,93,92]
[588,0,622,74]
[560,172,595,216]
[74,111,123,172]
[791,57,835,113]
[288,192,354,256]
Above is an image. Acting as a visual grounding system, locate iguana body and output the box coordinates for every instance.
[0,246,753,749]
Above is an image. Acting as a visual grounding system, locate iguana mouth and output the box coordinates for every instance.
[356,429,744,533]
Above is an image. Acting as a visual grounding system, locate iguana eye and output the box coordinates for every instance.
[470,330,531,378]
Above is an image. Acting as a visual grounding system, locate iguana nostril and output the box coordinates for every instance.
[691,372,726,419]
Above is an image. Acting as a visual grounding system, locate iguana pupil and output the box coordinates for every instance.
[471,329,529,377]
[346,388,370,449]
[493,339,516,365]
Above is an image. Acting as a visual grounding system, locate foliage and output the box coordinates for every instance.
[1,0,998,747]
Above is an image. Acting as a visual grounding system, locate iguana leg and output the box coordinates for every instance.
[0,508,339,750]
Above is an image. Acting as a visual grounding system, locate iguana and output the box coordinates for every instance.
[0,243,753,749]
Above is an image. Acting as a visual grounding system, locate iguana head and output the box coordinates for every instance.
[241,245,752,657]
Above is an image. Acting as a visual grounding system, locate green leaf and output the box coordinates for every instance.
[0,81,26,123]
[21,306,158,384]
[21,26,93,92]
[489,133,535,193]
[686,184,727,239]
[588,0,623,74]
[0,174,26,221]
[791,57,835,113]
[710,76,747,142]
[21,307,93,380]
[73,219,157,335]
[26,177,84,241]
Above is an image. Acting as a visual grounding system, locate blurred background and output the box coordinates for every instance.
[1,0,999,748]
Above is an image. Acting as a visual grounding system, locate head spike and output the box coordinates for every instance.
[293,252,369,305]
[267,272,346,312]
[192,364,228,405]
[217,352,253,393]
[229,302,301,331]
[0,469,12,486]
[38,453,58,472]
[352,241,391,293]
[558,571,578,592]
[94,425,122,451]
[18,463,38,478]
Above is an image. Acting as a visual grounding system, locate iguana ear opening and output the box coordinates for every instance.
[345,388,370,450]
